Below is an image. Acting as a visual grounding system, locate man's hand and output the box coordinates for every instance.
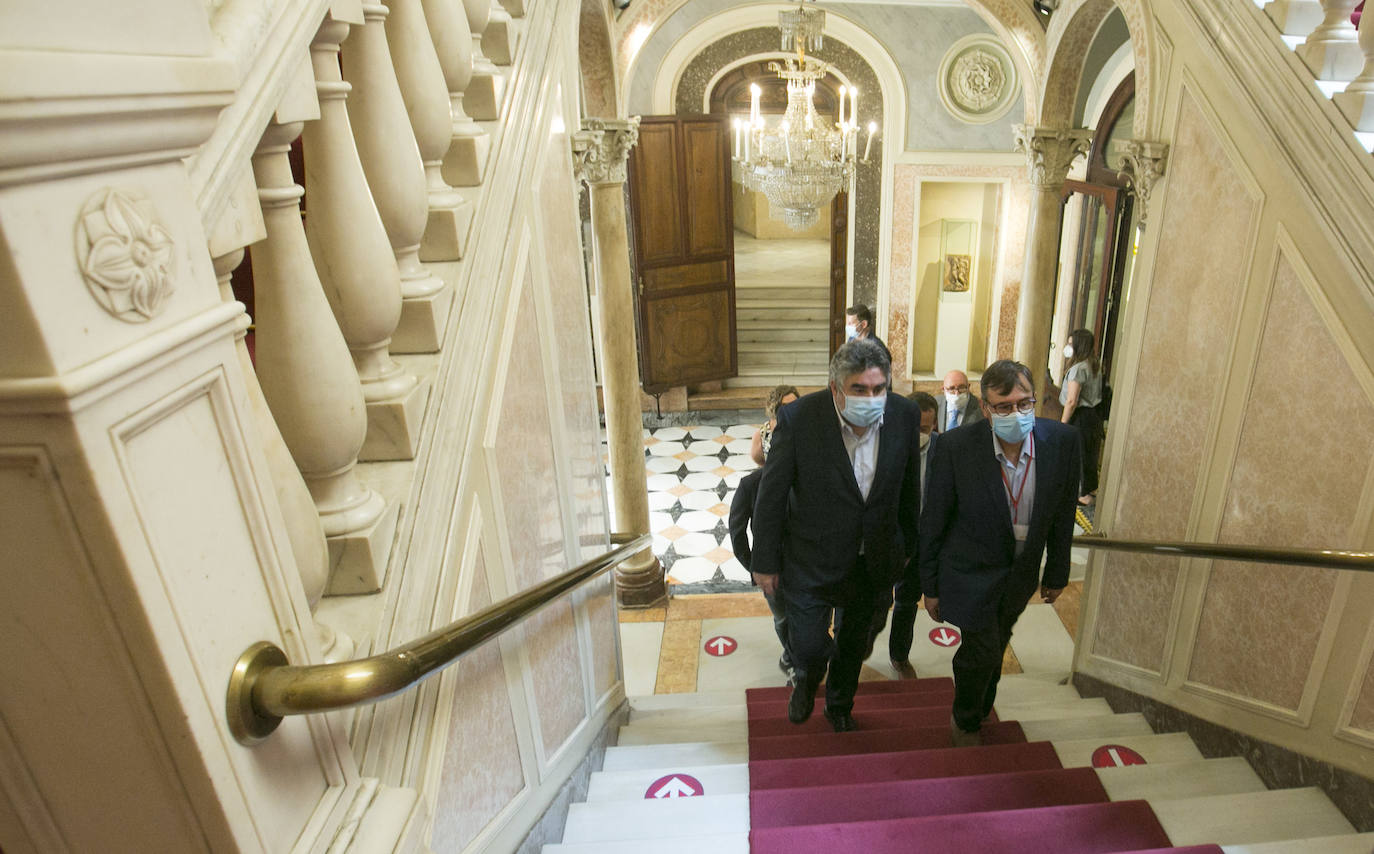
[923,595,941,622]
[1040,585,1064,604]
[753,572,780,598]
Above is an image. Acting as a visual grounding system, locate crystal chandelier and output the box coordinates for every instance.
[731,1,878,231]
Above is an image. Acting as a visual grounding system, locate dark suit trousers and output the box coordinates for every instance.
[787,555,884,714]
[865,561,921,661]
[950,585,1030,733]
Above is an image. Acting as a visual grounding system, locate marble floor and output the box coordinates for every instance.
[732,231,829,288]
[617,583,1084,697]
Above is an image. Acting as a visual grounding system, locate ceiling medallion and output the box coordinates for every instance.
[938,35,1019,125]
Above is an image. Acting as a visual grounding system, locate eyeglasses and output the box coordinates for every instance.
[943,384,969,394]
[986,398,1036,416]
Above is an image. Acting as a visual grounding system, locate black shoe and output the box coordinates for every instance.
[824,707,857,733]
[890,659,918,680]
[787,677,818,724]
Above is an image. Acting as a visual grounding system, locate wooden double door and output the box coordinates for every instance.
[626,116,736,392]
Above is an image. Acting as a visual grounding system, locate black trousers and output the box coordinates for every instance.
[786,556,885,714]
[950,586,1030,733]
[1070,405,1104,496]
[866,561,922,661]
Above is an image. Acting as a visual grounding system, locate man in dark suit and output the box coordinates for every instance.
[751,338,923,732]
[918,360,1082,746]
[728,467,794,682]
[936,369,985,433]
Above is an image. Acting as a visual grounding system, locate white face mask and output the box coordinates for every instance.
[845,324,858,340]
[1063,343,1075,359]
[918,432,931,449]
[945,390,969,409]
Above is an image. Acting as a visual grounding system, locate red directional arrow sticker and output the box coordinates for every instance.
[645,773,705,799]
[704,635,737,656]
[1091,744,1148,768]
[929,627,961,647]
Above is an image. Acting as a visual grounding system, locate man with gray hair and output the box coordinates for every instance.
[751,338,924,732]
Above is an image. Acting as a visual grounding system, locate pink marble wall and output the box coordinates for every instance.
[536,110,610,559]
[430,562,526,852]
[524,600,589,756]
[579,0,617,117]
[496,276,570,590]
[885,164,1029,387]
[584,574,619,699]
[1092,89,1257,671]
[1186,255,1373,710]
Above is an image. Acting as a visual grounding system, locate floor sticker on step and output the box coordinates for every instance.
[1092,744,1148,767]
[929,627,961,647]
[704,636,737,656]
[645,773,705,799]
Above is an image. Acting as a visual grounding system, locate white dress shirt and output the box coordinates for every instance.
[836,405,882,502]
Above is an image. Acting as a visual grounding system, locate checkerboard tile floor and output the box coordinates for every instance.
[604,424,760,591]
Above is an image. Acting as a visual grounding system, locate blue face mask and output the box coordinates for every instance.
[842,393,886,427]
[990,410,1035,443]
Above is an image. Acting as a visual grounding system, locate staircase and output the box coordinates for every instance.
[730,233,832,389]
[543,677,1371,852]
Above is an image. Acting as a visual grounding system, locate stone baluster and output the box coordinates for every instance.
[1297,0,1363,79]
[1011,125,1092,404]
[1264,0,1324,37]
[1111,140,1170,227]
[574,117,665,608]
[342,3,453,354]
[463,0,503,120]
[499,0,525,18]
[1334,14,1374,129]
[483,0,517,67]
[304,7,428,462]
[423,0,491,186]
[252,117,399,595]
[383,0,473,262]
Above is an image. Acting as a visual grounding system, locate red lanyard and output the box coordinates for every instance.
[999,436,1033,523]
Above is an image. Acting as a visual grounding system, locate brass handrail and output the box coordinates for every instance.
[1073,533,1374,571]
[227,532,653,745]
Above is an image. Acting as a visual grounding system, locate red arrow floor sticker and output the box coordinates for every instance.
[1091,744,1148,768]
[929,627,961,647]
[645,773,705,799]
[704,635,737,656]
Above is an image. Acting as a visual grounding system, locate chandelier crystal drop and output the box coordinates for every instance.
[731,1,878,231]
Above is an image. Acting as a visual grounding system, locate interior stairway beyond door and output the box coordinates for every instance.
[729,231,831,389]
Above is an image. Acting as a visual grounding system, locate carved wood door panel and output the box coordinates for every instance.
[829,189,849,355]
[627,116,736,392]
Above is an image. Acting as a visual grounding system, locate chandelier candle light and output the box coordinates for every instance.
[731,0,877,231]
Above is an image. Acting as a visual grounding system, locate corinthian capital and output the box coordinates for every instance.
[1013,125,1093,188]
[1111,139,1169,223]
[574,117,640,186]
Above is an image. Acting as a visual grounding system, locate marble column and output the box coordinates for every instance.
[383,0,473,261]
[342,3,453,354]
[483,0,518,67]
[1297,0,1363,79]
[1111,139,1170,227]
[462,0,503,120]
[251,119,399,594]
[575,117,663,608]
[423,0,491,186]
[304,9,428,461]
[1011,125,1092,402]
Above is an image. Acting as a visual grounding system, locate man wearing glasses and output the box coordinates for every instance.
[936,370,985,433]
[918,360,1082,746]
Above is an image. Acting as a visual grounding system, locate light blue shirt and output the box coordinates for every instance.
[992,429,1036,555]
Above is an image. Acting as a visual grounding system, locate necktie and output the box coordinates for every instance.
[947,407,958,431]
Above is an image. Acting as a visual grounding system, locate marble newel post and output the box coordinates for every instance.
[462,0,503,120]
[1012,125,1092,402]
[342,4,453,354]
[423,0,491,186]
[304,8,428,462]
[383,0,474,261]
[1112,140,1170,227]
[252,118,399,595]
[575,117,665,608]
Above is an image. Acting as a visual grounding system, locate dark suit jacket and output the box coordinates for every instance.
[751,390,922,596]
[936,394,985,432]
[728,468,762,570]
[917,418,1081,631]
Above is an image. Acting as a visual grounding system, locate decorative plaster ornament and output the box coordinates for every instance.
[937,35,1018,125]
[575,117,640,185]
[75,189,175,322]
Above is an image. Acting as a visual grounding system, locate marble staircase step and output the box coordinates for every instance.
[541,832,750,853]
[602,739,747,772]
[987,678,1082,705]
[1152,788,1356,846]
[1051,731,1203,768]
[1020,712,1157,742]
[586,762,751,802]
[628,691,746,711]
[629,705,747,726]
[1094,757,1267,801]
[994,696,1116,721]
[1220,833,1374,853]
[561,793,750,843]
[618,721,748,746]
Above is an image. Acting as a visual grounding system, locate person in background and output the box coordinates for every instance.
[936,369,984,433]
[751,339,923,733]
[866,391,939,678]
[845,303,890,360]
[750,384,801,467]
[734,384,801,680]
[1059,328,1105,506]
[919,360,1082,747]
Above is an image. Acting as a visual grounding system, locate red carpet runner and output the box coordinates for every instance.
[745,677,1222,854]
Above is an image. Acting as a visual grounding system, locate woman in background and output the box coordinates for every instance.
[749,384,800,467]
[1060,328,1105,506]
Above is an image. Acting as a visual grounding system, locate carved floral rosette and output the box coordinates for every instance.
[937,35,1019,125]
[74,189,176,322]
[1013,125,1093,188]
[574,117,641,185]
